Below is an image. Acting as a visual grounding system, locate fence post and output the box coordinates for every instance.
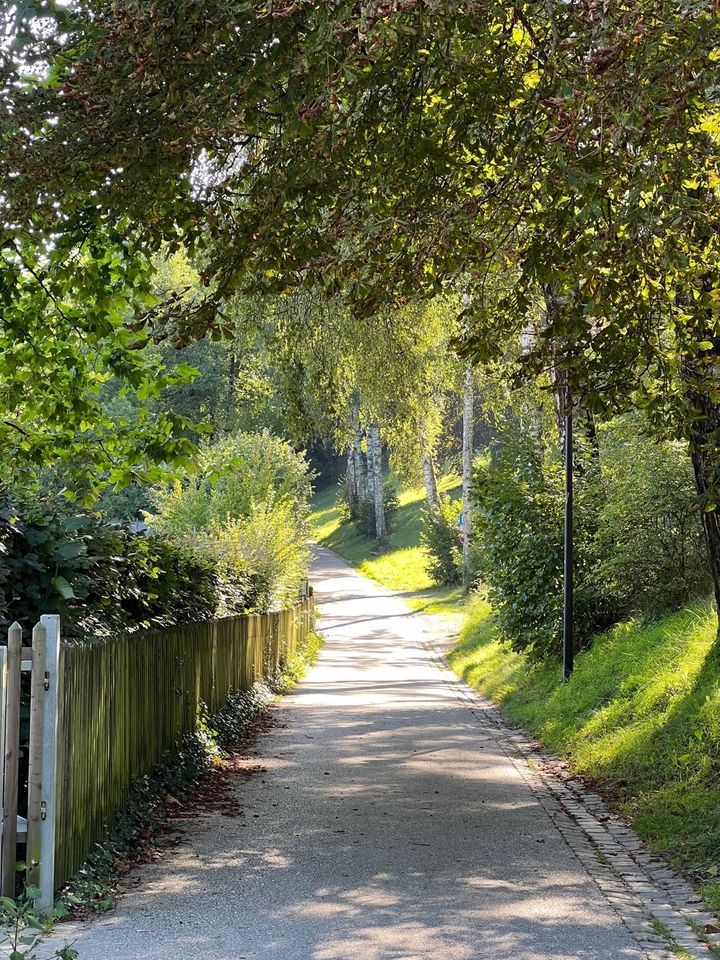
[37,615,60,912]
[2,624,21,897]
[26,623,46,894]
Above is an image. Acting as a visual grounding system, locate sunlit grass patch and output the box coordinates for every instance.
[449,598,720,911]
[309,474,462,599]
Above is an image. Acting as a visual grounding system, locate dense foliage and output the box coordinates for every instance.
[0,429,315,636]
[421,498,463,587]
[151,431,313,612]
[0,503,238,641]
[595,418,711,618]
[472,417,711,660]
[473,434,615,661]
[152,432,313,533]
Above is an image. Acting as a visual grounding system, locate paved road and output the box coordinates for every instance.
[60,547,647,960]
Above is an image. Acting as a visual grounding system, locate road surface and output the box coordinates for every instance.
[57,548,665,959]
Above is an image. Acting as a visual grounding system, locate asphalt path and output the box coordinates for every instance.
[58,546,646,960]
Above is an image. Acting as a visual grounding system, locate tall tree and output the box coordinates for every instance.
[366,422,387,543]
[461,364,475,582]
[6,0,720,613]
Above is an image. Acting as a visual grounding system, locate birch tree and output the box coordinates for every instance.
[461,364,475,582]
[366,423,387,542]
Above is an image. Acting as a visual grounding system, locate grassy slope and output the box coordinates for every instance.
[310,476,463,614]
[450,597,720,910]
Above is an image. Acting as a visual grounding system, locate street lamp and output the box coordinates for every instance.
[563,387,574,680]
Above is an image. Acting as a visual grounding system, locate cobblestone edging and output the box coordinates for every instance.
[419,625,720,960]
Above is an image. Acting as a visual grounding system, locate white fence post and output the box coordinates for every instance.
[26,623,46,895]
[36,615,60,913]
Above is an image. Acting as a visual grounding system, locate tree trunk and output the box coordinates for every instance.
[683,354,720,616]
[689,436,720,615]
[422,453,440,513]
[677,274,720,618]
[367,422,387,542]
[346,447,358,513]
[350,391,366,502]
[461,363,474,582]
[420,428,440,512]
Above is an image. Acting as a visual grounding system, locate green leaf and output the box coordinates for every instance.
[50,576,75,600]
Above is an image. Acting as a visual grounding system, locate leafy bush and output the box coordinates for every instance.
[152,430,313,535]
[595,415,710,617]
[0,501,247,640]
[472,432,616,661]
[211,497,311,612]
[421,497,463,586]
[151,431,313,612]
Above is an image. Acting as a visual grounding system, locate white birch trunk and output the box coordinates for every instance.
[367,422,387,541]
[421,451,440,513]
[346,448,358,512]
[350,392,366,501]
[461,364,474,580]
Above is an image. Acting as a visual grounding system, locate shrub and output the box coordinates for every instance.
[151,431,313,612]
[0,501,241,640]
[421,497,463,586]
[595,415,710,617]
[211,497,311,612]
[472,432,616,661]
[152,430,313,536]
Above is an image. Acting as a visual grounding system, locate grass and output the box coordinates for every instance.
[449,596,720,910]
[310,475,464,610]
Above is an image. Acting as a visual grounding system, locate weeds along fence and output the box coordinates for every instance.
[0,593,314,911]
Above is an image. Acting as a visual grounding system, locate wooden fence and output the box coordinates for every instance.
[0,595,314,910]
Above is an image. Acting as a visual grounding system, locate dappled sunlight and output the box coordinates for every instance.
[450,587,720,882]
[61,548,645,960]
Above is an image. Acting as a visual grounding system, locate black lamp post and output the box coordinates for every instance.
[563,388,574,680]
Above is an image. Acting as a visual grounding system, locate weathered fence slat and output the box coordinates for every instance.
[26,623,46,891]
[2,624,21,897]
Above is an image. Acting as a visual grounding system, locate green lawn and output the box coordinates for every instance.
[310,476,464,615]
[449,596,720,911]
